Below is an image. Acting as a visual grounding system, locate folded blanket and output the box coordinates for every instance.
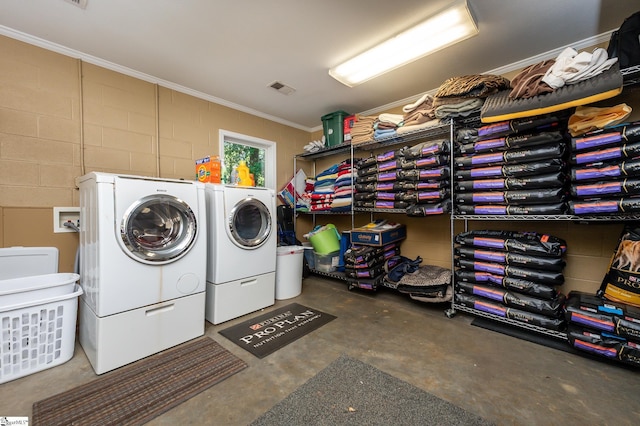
[310,193,334,200]
[434,97,483,118]
[337,173,355,182]
[432,95,475,108]
[403,93,434,113]
[568,103,632,136]
[396,118,443,135]
[374,128,397,139]
[375,121,399,131]
[314,179,336,188]
[316,165,339,178]
[435,74,511,99]
[313,186,335,194]
[310,203,332,211]
[542,47,618,89]
[378,113,404,126]
[331,197,352,208]
[508,59,555,99]
[403,108,436,127]
[351,117,377,144]
[352,134,375,144]
[316,175,337,184]
[351,115,377,131]
[335,178,354,188]
[351,127,374,137]
[335,172,353,181]
[333,188,352,198]
[330,205,352,213]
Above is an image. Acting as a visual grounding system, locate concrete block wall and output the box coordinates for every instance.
[0,35,309,272]
[0,36,82,208]
[81,63,158,178]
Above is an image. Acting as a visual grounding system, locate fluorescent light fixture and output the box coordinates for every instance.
[329,0,478,87]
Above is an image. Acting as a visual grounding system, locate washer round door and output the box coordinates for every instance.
[228,197,272,249]
[120,194,198,264]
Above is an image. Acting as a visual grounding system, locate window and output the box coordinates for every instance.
[219,130,276,190]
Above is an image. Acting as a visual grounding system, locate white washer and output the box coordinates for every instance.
[204,184,276,324]
[77,172,207,374]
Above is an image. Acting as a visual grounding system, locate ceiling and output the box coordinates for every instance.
[1,0,638,131]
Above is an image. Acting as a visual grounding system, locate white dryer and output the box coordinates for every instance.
[204,184,276,324]
[77,172,207,374]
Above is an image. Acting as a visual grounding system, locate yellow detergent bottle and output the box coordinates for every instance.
[237,160,252,186]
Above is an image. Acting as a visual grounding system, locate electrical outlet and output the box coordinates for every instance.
[53,207,80,233]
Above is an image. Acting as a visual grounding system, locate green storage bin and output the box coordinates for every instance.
[321,110,350,147]
[308,227,341,255]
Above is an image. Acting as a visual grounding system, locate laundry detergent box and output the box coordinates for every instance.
[195,155,221,183]
[350,221,406,247]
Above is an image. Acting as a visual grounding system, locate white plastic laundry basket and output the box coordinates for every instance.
[0,273,82,384]
[0,246,59,279]
[0,273,78,306]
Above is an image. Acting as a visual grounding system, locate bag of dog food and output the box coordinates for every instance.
[599,224,640,307]
[455,269,559,300]
[405,200,452,216]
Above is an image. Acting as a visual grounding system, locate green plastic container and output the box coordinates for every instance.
[308,226,341,255]
[321,110,350,147]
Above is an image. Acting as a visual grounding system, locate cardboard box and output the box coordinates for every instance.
[350,223,406,247]
[195,156,221,183]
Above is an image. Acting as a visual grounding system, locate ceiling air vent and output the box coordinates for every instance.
[64,0,88,9]
[268,81,296,96]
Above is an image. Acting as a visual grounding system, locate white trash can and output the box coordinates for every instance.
[275,245,305,300]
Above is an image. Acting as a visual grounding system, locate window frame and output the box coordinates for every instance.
[218,129,276,190]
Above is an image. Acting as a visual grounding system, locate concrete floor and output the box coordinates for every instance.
[2,275,640,425]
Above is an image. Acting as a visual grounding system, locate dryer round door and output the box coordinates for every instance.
[228,197,272,249]
[120,194,198,264]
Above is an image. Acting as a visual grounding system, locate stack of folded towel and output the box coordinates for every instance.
[351,115,377,144]
[310,164,338,212]
[373,113,404,140]
[331,160,356,212]
[397,94,443,135]
[303,160,357,212]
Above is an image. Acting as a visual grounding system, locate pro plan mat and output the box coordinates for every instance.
[219,303,336,358]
